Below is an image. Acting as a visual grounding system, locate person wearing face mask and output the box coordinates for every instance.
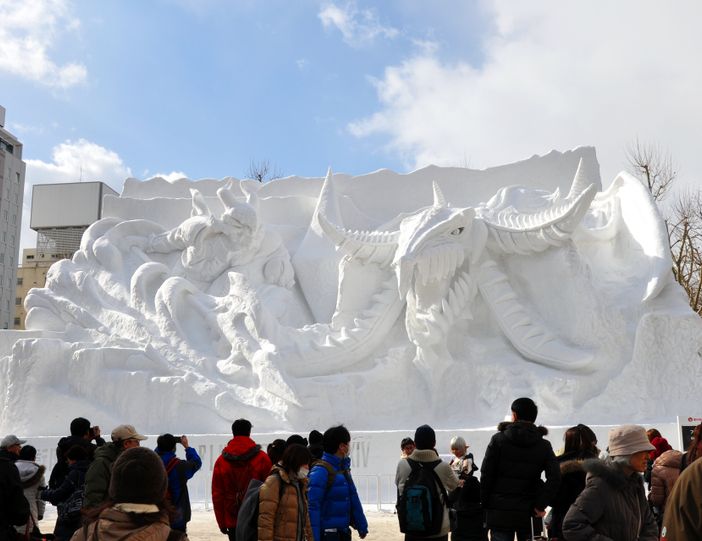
[307,425,368,541]
[258,444,314,541]
[562,425,659,541]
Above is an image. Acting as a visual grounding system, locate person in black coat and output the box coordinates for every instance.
[49,417,105,489]
[0,435,30,541]
[42,445,91,541]
[547,424,599,540]
[480,398,560,541]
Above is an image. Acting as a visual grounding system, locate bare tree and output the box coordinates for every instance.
[626,139,676,202]
[668,191,702,314]
[247,159,283,183]
[629,141,702,314]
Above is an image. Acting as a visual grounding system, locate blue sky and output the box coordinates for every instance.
[1,1,701,249]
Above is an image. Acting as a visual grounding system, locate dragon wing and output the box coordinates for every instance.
[573,171,671,302]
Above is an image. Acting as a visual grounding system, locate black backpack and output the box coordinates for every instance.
[235,471,283,541]
[398,459,449,537]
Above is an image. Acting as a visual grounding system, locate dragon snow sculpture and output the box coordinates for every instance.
[307,162,598,387]
[3,150,690,435]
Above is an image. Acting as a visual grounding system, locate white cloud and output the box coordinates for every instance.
[0,0,87,88]
[319,2,398,47]
[21,139,132,250]
[349,1,702,188]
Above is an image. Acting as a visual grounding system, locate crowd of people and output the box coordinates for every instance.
[1,399,701,541]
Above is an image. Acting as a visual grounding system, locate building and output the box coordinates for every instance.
[0,106,25,329]
[14,181,118,329]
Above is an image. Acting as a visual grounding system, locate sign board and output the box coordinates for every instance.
[677,415,702,452]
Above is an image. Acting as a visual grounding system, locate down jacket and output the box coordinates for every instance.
[480,421,560,530]
[258,466,313,541]
[307,452,368,541]
[14,460,46,535]
[396,449,460,538]
[548,451,598,540]
[84,442,121,508]
[562,459,658,541]
[649,449,682,509]
[70,507,187,541]
[212,436,272,530]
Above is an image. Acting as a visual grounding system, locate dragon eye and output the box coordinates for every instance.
[450,227,465,236]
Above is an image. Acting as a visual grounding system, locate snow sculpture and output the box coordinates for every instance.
[1,148,700,435]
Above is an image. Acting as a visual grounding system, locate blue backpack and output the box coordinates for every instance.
[397,459,448,537]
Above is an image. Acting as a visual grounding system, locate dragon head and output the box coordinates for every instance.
[393,183,477,307]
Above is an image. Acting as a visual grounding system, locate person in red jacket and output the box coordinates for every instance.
[212,418,272,540]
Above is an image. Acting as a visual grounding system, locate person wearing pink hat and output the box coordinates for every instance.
[562,424,658,541]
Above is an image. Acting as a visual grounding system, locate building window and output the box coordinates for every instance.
[16,277,22,285]
[14,317,20,326]
[26,255,34,260]
[15,297,21,306]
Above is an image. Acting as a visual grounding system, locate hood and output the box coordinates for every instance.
[272,464,308,486]
[559,458,587,476]
[221,436,261,462]
[319,452,350,470]
[15,460,45,486]
[497,421,548,447]
[408,449,441,463]
[654,449,682,469]
[94,442,121,461]
[582,458,643,491]
[57,435,88,454]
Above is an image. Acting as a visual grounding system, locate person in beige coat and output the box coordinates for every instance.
[396,425,459,541]
[258,444,314,541]
[71,447,187,541]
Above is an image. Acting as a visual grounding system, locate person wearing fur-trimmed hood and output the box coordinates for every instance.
[562,425,658,541]
[480,398,560,541]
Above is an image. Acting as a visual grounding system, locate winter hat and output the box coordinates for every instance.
[608,425,656,457]
[0,435,26,448]
[109,447,167,505]
[414,425,436,450]
[650,436,673,460]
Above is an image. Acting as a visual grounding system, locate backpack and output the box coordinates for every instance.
[164,456,181,504]
[397,458,449,537]
[310,458,350,491]
[57,474,85,522]
[235,471,283,541]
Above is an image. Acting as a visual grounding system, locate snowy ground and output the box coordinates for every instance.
[37,508,404,541]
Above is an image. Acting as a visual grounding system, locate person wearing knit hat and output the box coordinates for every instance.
[71,448,187,541]
[395,424,458,541]
[562,425,658,541]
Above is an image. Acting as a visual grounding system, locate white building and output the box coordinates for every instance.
[13,181,118,329]
[0,106,25,329]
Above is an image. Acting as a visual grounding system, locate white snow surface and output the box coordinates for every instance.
[1,147,700,436]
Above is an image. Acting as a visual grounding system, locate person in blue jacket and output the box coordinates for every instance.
[307,425,368,541]
[155,433,202,533]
